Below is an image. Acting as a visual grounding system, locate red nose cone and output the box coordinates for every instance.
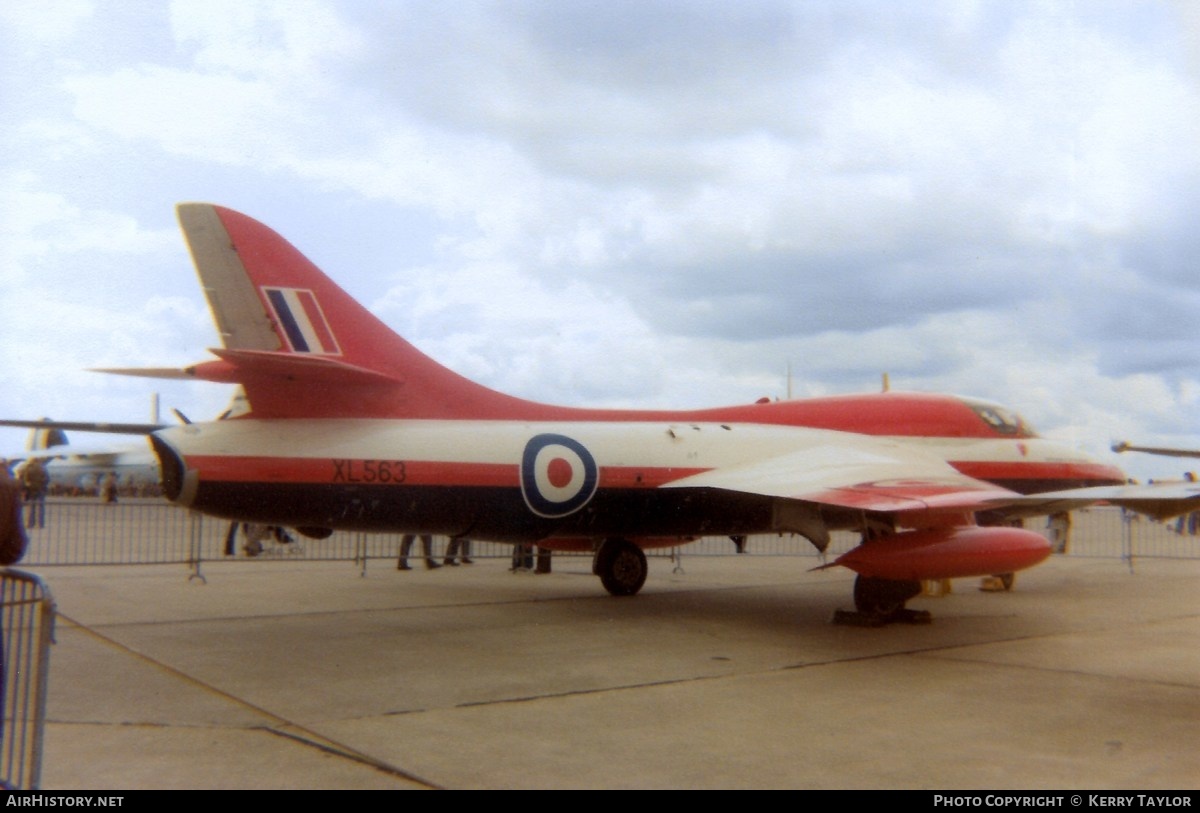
[835,526,1052,581]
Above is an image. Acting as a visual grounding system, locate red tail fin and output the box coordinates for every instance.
[177,203,539,420]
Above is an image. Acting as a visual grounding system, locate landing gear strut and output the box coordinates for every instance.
[593,538,648,596]
[833,575,930,627]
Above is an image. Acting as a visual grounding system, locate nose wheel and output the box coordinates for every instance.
[594,538,648,596]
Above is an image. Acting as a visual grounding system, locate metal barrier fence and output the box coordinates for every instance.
[16,498,1200,571]
[0,569,55,791]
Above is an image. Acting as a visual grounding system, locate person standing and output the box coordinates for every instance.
[19,458,47,529]
[0,463,28,565]
[101,472,119,504]
[398,534,440,570]
[510,542,534,572]
[0,462,29,759]
[444,537,473,565]
[1047,511,1072,554]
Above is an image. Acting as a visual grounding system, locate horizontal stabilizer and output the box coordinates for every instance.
[91,367,199,380]
[96,350,402,389]
[207,348,403,387]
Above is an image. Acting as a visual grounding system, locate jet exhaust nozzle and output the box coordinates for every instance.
[149,435,190,504]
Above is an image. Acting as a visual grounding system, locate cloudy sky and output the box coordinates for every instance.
[1,0,1197,482]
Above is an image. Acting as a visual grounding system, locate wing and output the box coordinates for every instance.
[662,434,1200,526]
[1,418,160,469]
[0,419,164,436]
[662,436,1019,518]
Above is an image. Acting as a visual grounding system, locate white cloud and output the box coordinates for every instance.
[169,0,363,81]
[0,0,93,49]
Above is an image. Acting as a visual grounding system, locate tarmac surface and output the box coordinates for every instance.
[23,544,1200,790]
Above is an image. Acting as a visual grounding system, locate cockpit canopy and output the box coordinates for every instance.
[962,397,1037,437]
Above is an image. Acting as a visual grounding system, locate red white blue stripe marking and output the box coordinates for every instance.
[263,287,342,355]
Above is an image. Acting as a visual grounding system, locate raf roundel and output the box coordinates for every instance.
[520,434,599,518]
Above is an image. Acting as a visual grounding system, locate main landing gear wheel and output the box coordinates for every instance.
[832,576,930,627]
[594,538,648,597]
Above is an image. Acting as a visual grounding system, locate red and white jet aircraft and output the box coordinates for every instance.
[76,204,1199,622]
